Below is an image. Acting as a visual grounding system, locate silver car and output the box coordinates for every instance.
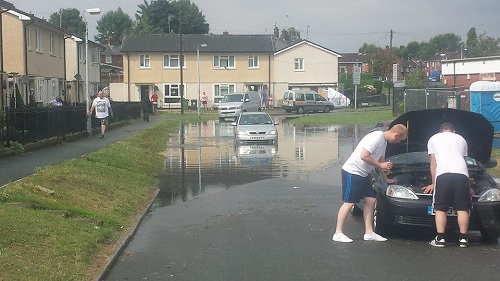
[232,112,278,145]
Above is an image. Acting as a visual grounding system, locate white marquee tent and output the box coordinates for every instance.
[327,88,350,107]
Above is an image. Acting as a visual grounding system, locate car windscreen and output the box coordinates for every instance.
[222,94,244,102]
[238,114,272,125]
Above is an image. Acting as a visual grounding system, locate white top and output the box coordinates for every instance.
[342,131,387,177]
[92,97,111,119]
[427,131,468,178]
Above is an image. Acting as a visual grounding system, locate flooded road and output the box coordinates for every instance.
[153,117,371,208]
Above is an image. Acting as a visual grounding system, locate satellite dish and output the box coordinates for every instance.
[19,75,30,84]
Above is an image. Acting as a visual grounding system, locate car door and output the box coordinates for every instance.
[304,93,316,112]
[315,94,327,111]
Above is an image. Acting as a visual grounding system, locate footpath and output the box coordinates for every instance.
[0,115,164,187]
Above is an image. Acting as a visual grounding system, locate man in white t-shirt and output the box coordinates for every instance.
[89,91,113,138]
[333,124,407,243]
[423,122,470,248]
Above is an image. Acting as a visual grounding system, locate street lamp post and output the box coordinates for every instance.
[197,43,207,117]
[83,7,101,136]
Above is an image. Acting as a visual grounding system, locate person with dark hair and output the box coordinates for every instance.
[89,91,113,138]
[423,122,471,248]
[141,90,152,122]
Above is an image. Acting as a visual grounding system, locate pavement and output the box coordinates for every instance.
[0,114,165,186]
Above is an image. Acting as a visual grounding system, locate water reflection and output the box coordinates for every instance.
[153,118,371,208]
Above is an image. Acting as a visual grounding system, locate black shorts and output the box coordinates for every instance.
[433,173,471,211]
[341,170,375,203]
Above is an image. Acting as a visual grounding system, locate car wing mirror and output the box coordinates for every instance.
[274,122,279,125]
[231,122,237,126]
[484,158,497,169]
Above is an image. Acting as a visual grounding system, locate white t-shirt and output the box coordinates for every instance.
[427,131,468,178]
[92,97,111,119]
[342,131,387,177]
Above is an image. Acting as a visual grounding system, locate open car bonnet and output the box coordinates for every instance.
[386,108,493,164]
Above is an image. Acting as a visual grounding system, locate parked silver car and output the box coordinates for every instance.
[232,112,278,145]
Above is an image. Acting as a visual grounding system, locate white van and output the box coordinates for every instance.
[218,91,261,121]
[282,90,334,114]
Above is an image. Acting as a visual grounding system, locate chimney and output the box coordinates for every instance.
[223,31,229,36]
[280,29,287,40]
[274,26,279,38]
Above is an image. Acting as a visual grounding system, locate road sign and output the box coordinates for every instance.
[353,65,361,85]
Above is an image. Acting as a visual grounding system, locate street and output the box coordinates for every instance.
[103,120,500,281]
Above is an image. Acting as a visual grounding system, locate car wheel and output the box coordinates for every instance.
[350,205,363,217]
[480,228,499,243]
[324,106,331,113]
[298,107,305,114]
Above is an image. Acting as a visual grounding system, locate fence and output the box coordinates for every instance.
[1,102,141,146]
[392,88,468,116]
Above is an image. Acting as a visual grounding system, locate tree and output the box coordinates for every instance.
[134,0,209,34]
[466,27,478,49]
[95,8,133,45]
[371,48,393,80]
[404,70,426,89]
[359,43,380,55]
[467,32,500,57]
[49,8,86,38]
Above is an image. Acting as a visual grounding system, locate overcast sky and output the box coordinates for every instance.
[11,0,500,53]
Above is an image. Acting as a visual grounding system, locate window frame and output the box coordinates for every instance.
[294,58,304,71]
[105,56,112,64]
[35,28,42,52]
[49,33,54,55]
[213,55,235,69]
[213,83,236,104]
[163,54,185,68]
[140,54,151,68]
[248,54,259,68]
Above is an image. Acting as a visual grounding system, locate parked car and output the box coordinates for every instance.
[218,91,261,121]
[231,112,278,145]
[354,108,500,242]
[368,120,393,133]
[282,90,334,114]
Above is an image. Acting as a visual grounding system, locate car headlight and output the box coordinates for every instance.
[236,130,247,136]
[269,130,277,135]
[386,185,418,200]
[235,105,241,109]
[478,189,500,202]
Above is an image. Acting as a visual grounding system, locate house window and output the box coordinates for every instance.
[248,55,259,68]
[140,54,150,68]
[213,84,236,104]
[105,56,112,63]
[27,27,31,50]
[50,33,54,55]
[163,84,184,103]
[213,55,235,68]
[163,54,185,68]
[91,48,98,63]
[294,58,304,71]
[339,66,347,73]
[35,28,42,52]
[79,45,85,62]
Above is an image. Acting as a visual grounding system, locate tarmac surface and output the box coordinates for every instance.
[0,115,164,186]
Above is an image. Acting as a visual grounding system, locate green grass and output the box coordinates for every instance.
[286,107,394,126]
[0,114,205,281]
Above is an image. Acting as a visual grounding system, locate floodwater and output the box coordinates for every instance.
[152,117,372,208]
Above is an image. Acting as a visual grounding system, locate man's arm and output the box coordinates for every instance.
[360,148,392,170]
[423,154,436,193]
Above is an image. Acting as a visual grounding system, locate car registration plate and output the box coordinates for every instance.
[427,205,457,216]
[250,136,264,140]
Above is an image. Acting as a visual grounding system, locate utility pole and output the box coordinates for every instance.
[389,29,393,107]
[179,13,184,114]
